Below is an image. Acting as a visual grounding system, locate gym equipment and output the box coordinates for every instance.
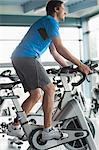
[8,137,23,149]
[0,61,98,150]
[0,70,21,133]
[89,83,99,118]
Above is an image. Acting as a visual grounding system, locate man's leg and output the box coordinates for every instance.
[22,88,41,114]
[13,88,41,126]
[42,82,62,141]
[42,83,55,128]
[7,88,41,140]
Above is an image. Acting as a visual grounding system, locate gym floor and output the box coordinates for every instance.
[0,91,99,150]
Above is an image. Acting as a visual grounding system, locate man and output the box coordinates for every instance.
[7,0,91,141]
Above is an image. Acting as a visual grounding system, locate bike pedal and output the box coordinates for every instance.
[60,132,69,139]
[8,137,23,145]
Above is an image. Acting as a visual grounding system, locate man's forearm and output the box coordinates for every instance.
[56,45,81,67]
[49,43,67,67]
[53,53,67,67]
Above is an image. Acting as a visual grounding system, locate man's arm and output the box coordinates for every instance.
[52,36,91,75]
[49,43,67,67]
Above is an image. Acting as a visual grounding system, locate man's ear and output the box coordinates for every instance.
[54,6,59,13]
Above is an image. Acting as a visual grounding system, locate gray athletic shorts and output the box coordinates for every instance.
[12,57,51,92]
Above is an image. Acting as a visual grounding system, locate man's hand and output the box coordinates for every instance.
[78,63,92,75]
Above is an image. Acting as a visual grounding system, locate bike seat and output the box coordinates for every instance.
[0,81,21,90]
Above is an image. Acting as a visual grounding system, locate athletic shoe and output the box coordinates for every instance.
[42,127,62,141]
[7,123,27,141]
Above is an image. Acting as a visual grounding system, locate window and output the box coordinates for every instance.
[0,26,82,63]
[88,15,99,89]
[88,15,99,59]
[0,26,29,63]
[41,27,82,63]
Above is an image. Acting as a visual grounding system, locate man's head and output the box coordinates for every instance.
[46,0,66,21]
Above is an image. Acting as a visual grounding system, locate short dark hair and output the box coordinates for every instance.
[46,0,64,15]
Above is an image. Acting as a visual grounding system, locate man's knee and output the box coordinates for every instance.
[43,83,55,95]
[30,88,42,100]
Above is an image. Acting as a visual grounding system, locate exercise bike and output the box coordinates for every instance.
[0,69,20,122]
[89,83,99,118]
[0,61,98,150]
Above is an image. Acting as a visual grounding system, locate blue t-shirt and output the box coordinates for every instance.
[11,15,60,59]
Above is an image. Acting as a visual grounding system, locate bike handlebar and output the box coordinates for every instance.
[72,63,98,87]
[46,61,99,87]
